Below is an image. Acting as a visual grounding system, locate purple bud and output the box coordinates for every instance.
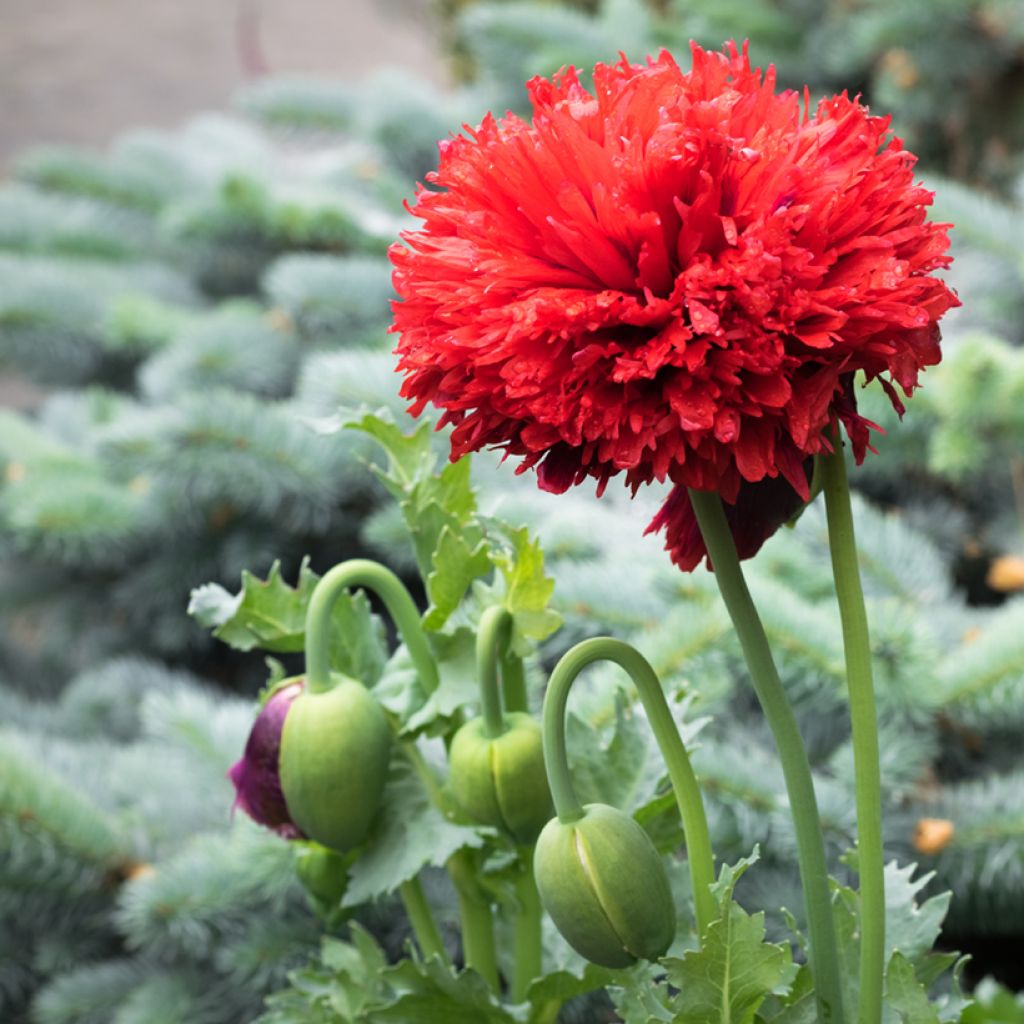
[229,681,305,839]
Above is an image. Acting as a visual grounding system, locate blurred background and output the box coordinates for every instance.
[2,2,1024,1022]
[0,0,442,170]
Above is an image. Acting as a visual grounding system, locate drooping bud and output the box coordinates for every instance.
[448,711,552,844]
[534,803,675,968]
[228,680,305,839]
[229,674,393,854]
[278,675,392,853]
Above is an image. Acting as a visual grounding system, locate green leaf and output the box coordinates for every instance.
[403,458,481,581]
[370,958,517,1023]
[343,750,482,907]
[524,963,621,1023]
[565,689,657,812]
[608,963,675,1023]
[884,951,941,1024]
[343,408,437,495]
[493,526,562,646]
[259,927,389,1023]
[405,627,480,735]
[424,525,493,630]
[757,965,816,1024]
[882,861,951,965]
[662,854,793,1024]
[960,978,1024,1023]
[188,557,388,684]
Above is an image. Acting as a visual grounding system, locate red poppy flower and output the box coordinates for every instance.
[390,43,958,569]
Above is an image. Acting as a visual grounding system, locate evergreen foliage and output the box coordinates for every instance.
[0,3,1022,1019]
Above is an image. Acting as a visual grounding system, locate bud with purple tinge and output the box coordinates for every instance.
[228,674,392,853]
[229,680,306,839]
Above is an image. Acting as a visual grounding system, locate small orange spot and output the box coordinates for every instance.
[913,818,955,855]
[5,462,26,483]
[987,554,1024,593]
[125,862,157,882]
[961,627,982,645]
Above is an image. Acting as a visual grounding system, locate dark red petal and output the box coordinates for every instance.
[228,681,305,839]
[648,468,811,571]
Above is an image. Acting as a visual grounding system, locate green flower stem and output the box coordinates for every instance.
[543,637,717,940]
[821,431,884,1024]
[399,876,449,963]
[305,559,439,695]
[511,846,543,1002]
[448,848,500,990]
[688,488,845,1024]
[500,649,528,714]
[477,605,514,737]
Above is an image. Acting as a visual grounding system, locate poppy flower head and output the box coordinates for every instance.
[390,43,958,568]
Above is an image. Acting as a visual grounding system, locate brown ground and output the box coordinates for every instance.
[0,0,444,172]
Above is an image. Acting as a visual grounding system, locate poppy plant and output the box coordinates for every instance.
[390,42,957,568]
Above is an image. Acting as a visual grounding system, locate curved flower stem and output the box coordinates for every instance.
[476,605,543,990]
[447,848,500,990]
[688,488,845,1024]
[820,430,884,1024]
[399,876,449,963]
[476,605,514,737]
[500,648,528,714]
[511,845,543,1002]
[304,560,450,965]
[305,559,439,695]
[543,637,717,940]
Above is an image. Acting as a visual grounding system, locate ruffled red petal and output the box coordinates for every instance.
[391,43,959,569]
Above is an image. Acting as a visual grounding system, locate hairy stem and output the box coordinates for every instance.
[689,488,845,1024]
[821,432,884,1024]
[543,637,717,940]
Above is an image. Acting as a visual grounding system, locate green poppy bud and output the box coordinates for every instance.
[448,711,553,844]
[278,675,392,853]
[294,841,349,907]
[534,803,675,968]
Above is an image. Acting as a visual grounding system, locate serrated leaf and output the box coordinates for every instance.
[565,690,656,812]
[524,963,620,1023]
[404,627,480,735]
[189,559,309,653]
[609,963,675,1023]
[371,957,517,1023]
[494,526,562,646]
[258,928,388,1023]
[344,409,437,492]
[757,965,816,1024]
[884,951,941,1024]
[882,861,951,965]
[424,525,493,630]
[189,558,388,684]
[663,853,792,1024]
[403,458,481,580]
[343,750,482,906]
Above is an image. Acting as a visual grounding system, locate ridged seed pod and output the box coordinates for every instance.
[534,803,675,968]
[448,711,553,844]
[278,675,392,853]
